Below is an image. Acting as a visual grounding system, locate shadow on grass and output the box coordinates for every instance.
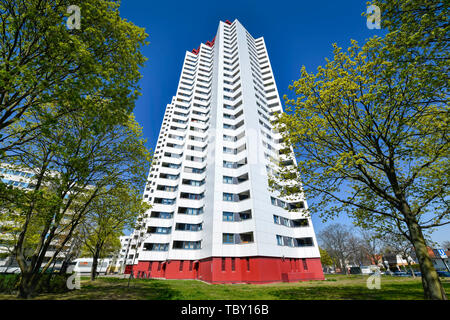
[268,281,433,300]
[35,278,183,300]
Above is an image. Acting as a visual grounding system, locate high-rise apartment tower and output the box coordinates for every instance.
[126,19,324,283]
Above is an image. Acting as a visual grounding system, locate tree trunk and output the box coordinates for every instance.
[337,258,347,274]
[59,260,69,274]
[17,273,40,299]
[91,253,99,282]
[406,216,447,300]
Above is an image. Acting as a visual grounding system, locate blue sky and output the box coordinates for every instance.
[118,0,449,246]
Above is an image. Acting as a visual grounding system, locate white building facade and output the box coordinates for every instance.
[110,235,131,274]
[128,19,323,283]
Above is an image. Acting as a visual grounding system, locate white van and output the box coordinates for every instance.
[71,258,111,275]
[361,265,380,274]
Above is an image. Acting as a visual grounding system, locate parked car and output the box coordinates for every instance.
[392,271,409,277]
[437,270,450,277]
[360,266,379,275]
[349,267,361,274]
[406,270,421,276]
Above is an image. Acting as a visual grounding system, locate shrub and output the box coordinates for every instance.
[0,274,20,294]
[35,274,71,294]
[0,273,71,295]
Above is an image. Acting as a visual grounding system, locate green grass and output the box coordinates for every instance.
[1,274,449,300]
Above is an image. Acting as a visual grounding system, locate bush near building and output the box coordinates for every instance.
[0,274,71,296]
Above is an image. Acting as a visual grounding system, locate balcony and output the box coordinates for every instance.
[222,232,254,245]
[175,223,203,232]
[223,190,250,202]
[172,241,202,250]
[222,210,252,222]
[180,192,204,201]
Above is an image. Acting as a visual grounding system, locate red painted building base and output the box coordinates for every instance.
[124,265,133,275]
[130,256,324,284]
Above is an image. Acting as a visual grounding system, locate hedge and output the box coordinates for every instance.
[0,273,72,295]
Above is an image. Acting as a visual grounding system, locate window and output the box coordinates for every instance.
[223,161,234,168]
[231,258,235,271]
[173,241,202,250]
[191,167,204,174]
[179,261,184,272]
[223,212,234,221]
[271,197,277,206]
[161,198,175,205]
[187,193,203,200]
[246,258,250,271]
[274,215,308,228]
[189,261,193,271]
[223,147,234,154]
[240,211,251,220]
[271,196,303,210]
[240,232,254,244]
[276,235,283,246]
[176,223,202,231]
[182,207,203,215]
[223,233,234,244]
[284,237,294,247]
[223,176,233,184]
[156,227,171,234]
[223,134,235,142]
[296,237,314,247]
[148,226,172,234]
[291,219,309,227]
[222,258,226,271]
[190,180,202,186]
[223,193,234,202]
[189,208,202,215]
[159,212,173,219]
[143,243,169,251]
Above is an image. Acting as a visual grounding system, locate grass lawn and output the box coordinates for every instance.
[1,274,449,300]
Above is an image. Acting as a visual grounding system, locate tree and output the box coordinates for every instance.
[80,185,150,281]
[5,107,151,298]
[79,232,120,276]
[348,234,371,266]
[272,17,448,298]
[0,0,148,157]
[359,229,383,267]
[317,224,358,274]
[58,232,84,275]
[319,247,334,269]
[381,233,418,278]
